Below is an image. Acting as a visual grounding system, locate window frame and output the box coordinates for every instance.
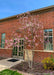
[18,38,24,56]
[13,38,24,57]
[1,33,6,48]
[43,29,53,51]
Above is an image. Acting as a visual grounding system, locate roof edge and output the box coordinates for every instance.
[0,5,54,22]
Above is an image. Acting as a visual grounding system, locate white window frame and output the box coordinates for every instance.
[43,29,53,51]
[1,33,6,48]
[17,38,24,59]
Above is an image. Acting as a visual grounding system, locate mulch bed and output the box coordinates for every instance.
[11,61,54,75]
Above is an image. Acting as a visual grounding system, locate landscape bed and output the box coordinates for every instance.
[11,61,54,75]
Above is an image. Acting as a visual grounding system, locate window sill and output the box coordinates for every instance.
[0,48,12,49]
[44,50,54,52]
[24,49,54,52]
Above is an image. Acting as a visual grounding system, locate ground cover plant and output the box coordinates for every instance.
[0,69,23,75]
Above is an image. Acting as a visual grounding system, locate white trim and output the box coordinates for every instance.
[44,50,54,52]
[24,49,54,53]
[0,48,12,49]
[43,29,53,50]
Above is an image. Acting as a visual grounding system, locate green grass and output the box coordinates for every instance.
[0,69,23,75]
[44,73,50,75]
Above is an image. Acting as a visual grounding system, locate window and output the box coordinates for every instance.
[1,33,5,48]
[13,38,24,56]
[44,29,53,50]
[19,38,24,56]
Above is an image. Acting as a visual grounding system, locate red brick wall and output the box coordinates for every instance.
[0,49,12,58]
[0,9,54,60]
[33,51,54,63]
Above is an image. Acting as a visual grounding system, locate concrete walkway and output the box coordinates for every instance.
[0,58,23,71]
[0,58,33,75]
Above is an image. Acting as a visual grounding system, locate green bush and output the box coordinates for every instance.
[0,69,23,75]
[42,55,54,70]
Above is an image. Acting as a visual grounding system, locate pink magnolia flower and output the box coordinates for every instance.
[28,40,31,42]
[14,42,17,45]
[25,36,28,40]
[10,39,13,42]
[33,39,35,42]
[34,36,36,40]
[41,40,44,43]
[23,26,27,29]
[15,38,18,40]
[36,35,38,37]
[35,43,38,46]
[14,33,17,36]
[5,40,8,43]
[40,30,42,33]
[17,45,19,48]
[37,24,40,27]
[40,39,42,41]
[17,16,18,18]
[5,46,8,49]
[10,43,13,46]
[8,45,11,47]
[19,28,22,30]
[28,28,30,31]
[44,36,48,39]
[28,44,31,47]
[18,39,20,42]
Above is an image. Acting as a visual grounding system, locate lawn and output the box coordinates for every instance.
[0,69,23,75]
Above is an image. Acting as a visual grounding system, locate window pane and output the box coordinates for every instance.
[19,52,21,56]
[44,37,49,50]
[13,46,17,55]
[19,40,21,45]
[44,29,53,50]
[44,30,49,36]
[49,31,52,36]
[22,46,24,50]
[21,52,23,56]
[48,29,52,32]
[22,40,24,44]
[19,47,21,51]
[49,37,53,50]
[1,33,5,48]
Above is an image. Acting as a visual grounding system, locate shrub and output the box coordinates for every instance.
[42,55,54,70]
[0,69,23,75]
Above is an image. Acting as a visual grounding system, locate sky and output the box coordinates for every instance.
[0,0,54,19]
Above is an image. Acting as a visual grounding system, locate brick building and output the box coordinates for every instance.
[0,5,54,62]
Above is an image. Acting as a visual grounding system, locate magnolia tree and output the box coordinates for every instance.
[5,12,43,68]
[17,12,43,68]
[5,32,21,49]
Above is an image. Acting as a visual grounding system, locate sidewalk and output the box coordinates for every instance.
[0,58,23,71]
[0,58,33,75]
